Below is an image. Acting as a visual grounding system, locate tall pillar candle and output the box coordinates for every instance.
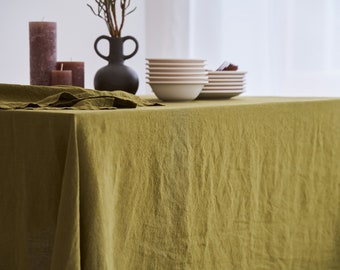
[56,62,84,87]
[29,22,57,85]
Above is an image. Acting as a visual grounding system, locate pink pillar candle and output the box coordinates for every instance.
[56,62,84,87]
[50,70,72,86]
[29,22,57,86]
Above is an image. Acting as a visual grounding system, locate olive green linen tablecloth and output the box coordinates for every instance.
[0,92,339,269]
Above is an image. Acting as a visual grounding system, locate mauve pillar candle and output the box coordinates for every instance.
[29,22,57,85]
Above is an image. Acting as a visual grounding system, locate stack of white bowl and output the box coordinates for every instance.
[146,58,208,101]
[198,71,247,99]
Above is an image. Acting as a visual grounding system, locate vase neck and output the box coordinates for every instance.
[109,37,124,64]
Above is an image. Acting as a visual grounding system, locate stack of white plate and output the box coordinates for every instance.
[146,58,208,101]
[198,71,247,99]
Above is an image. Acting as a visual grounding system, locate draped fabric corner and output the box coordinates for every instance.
[0,83,161,110]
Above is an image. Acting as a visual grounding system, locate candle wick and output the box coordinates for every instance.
[60,64,64,71]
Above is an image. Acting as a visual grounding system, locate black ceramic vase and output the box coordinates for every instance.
[93,35,139,94]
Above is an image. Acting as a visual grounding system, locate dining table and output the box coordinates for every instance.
[0,84,339,269]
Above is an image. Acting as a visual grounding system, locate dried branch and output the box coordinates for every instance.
[87,0,136,37]
[118,0,126,36]
[125,6,137,16]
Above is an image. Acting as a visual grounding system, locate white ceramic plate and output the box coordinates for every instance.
[202,86,244,91]
[146,66,205,73]
[208,78,245,83]
[208,71,247,75]
[208,75,245,80]
[197,90,245,99]
[147,76,207,81]
[146,58,206,63]
[146,71,208,77]
[147,62,206,67]
[205,82,245,87]
[147,80,208,84]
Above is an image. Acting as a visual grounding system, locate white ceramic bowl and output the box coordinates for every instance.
[149,83,205,101]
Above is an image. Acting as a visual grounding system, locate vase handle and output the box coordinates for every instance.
[94,35,111,61]
[122,36,139,60]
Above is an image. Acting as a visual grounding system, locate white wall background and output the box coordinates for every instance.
[1,0,339,96]
[145,0,340,97]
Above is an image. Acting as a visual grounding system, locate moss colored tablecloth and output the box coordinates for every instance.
[0,94,339,269]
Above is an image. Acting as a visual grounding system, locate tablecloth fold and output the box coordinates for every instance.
[0,83,160,110]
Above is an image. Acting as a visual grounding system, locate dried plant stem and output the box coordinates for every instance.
[87,0,136,37]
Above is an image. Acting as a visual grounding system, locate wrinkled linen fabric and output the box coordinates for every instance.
[0,96,339,269]
[0,83,159,109]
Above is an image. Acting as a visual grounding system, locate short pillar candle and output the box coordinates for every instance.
[56,62,84,87]
[29,22,57,86]
[50,70,72,86]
